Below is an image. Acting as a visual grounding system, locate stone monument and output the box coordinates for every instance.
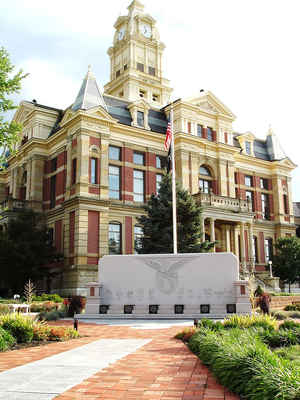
[80,252,251,319]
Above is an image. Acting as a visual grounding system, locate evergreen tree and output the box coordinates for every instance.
[137,173,214,254]
[272,236,300,292]
[0,210,62,294]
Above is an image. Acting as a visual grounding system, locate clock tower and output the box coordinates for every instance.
[104,0,172,107]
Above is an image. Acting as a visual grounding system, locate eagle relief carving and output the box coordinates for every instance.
[139,256,198,295]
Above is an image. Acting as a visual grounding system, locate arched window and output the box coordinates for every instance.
[109,222,122,254]
[199,165,213,193]
[134,225,143,254]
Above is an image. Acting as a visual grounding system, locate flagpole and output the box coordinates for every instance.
[170,103,178,254]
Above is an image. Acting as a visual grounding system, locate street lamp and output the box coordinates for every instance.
[269,260,273,278]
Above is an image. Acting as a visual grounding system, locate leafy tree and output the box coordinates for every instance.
[0,47,28,167]
[272,236,300,292]
[0,210,62,294]
[137,173,214,254]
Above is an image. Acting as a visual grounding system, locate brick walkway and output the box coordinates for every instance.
[0,321,239,400]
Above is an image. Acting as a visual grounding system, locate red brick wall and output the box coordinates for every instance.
[123,167,133,201]
[90,137,100,147]
[123,147,133,163]
[56,171,65,196]
[57,151,66,168]
[88,211,99,254]
[72,138,77,148]
[212,130,217,142]
[202,127,207,139]
[125,216,133,254]
[146,171,156,196]
[146,152,156,168]
[55,220,62,252]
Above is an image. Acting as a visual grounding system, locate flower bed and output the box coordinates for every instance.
[0,313,79,352]
[176,315,300,400]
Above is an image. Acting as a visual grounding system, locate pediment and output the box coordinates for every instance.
[236,132,256,141]
[277,157,297,169]
[12,101,35,124]
[128,98,151,110]
[60,108,74,126]
[86,105,117,122]
[186,91,236,119]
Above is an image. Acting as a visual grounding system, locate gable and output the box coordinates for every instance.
[186,91,236,119]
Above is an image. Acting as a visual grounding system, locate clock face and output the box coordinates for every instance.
[118,27,125,40]
[140,23,152,38]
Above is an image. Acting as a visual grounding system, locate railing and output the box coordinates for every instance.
[193,191,252,213]
[0,198,43,213]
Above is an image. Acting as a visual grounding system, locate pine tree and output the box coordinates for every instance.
[137,173,214,254]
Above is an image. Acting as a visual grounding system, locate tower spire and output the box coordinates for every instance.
[72,66,107,112]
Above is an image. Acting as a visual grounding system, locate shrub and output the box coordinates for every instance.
[223,314,276,331]
[67,296,86,316]
[49,326,79,341]
[290,311,300,319]
[271,310,287,320]
[279,320,300,330]
[32,294,63,303]
[254,285,264,297]
[259,329,300,348]
[0,326,16,351]
[0,313,34,343]
[175,327,197,341]
[284,304,300,311]
[189,327,300,400]
[0,304,10,314]
[32,322,51,341]
[197,318,224,332]
[38,309,66,321]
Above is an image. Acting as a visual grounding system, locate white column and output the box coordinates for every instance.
[210,218,215,251]
[248,223,255,274]
[226,225,231,252]
[240,222,247,276]
[201,217,206,242]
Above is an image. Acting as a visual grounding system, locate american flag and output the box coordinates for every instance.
[164,121,172,151]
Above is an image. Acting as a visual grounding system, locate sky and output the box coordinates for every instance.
[2,0,300,200]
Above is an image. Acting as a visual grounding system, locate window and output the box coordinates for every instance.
[207,127,213,141]
[48,227,54,245]
[133,152,144,165]
[50,175,56,209]
[253,236,258,263]
[245,141,251,155]
[283,194,289,214]
[245,175,252,187]
[152,94,159,102]
[116,69,121,78]
[199,165,212,194]
[139,89,146,98]
[149,66,155,76]
[264,238,273,263]
[199,166,211,176]
[109,223,122,254]
[261,193,270,220]
[124,64,128,71]
[137,111,144,127]
[109,166,120,200]
[134,170,144,202]
[197,124,203,137]
[109,146,121,161]
[246,190,254,211]
[72,158,77,185]
[51,157,57,172]
[260,178,268,189]
[156,174,162,194]
[137,62,144,72]
[199,179,210,193]
[134,225,143,254]
[119,91,124,97]
[91,158,98,184]
[156,155,166,169]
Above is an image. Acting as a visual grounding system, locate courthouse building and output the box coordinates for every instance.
[0,0,296,294]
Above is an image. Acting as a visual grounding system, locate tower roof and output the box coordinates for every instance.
[72,66,107,112]
[266,125,287,161]
[128,0,144,14]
